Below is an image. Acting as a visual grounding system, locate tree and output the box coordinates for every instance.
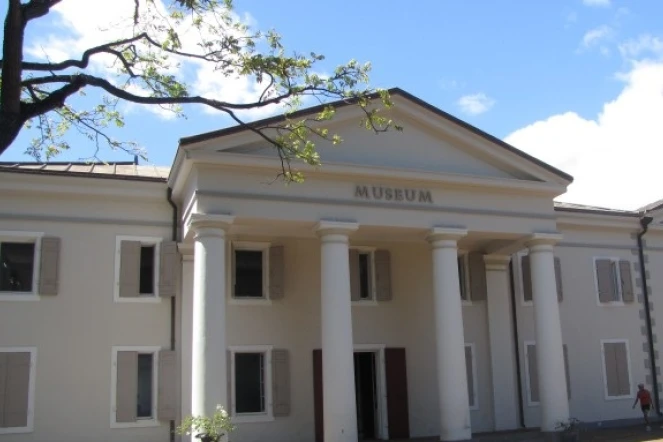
[1,0,399,181]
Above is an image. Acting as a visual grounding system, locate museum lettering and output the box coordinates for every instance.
[354,185,433,204]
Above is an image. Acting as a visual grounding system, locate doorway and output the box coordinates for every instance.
[354,351,378,440]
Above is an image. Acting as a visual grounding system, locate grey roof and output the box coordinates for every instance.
[553,201,640,217]
[0,161,169,182]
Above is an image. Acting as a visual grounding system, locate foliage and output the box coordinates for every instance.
[176,405,234,441]
[1,0,400,181]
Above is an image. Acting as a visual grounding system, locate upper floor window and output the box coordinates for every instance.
[231,242,284,302]
[594,258,635,305]
[0,233,60,300]
[114,236,178,302]
[349,248,392,303]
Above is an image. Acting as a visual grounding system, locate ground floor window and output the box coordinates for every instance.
[0,348,36,434]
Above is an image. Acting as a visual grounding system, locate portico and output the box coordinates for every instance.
[169,89,575,442]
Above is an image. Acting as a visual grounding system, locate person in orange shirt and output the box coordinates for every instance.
[633,383,653,430]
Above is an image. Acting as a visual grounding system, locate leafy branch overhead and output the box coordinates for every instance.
[1,0,401,181]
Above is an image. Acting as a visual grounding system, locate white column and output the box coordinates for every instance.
[188,214,234,421]
[484,254,519,431]
[526,234,569,432]
[316,221,359,442]
[428,228,472,441]
[178,244,194,441]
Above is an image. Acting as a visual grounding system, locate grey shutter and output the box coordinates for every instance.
[614,343,631,396]
[116,351,138,423]
[458,256,467,301]
[158,241,178,298]
[619,260,634,303]
[349,249,360,301]
[527,344,539,403]
[464,346,475,407]
[158,350,177,421]
[227,350,232,414]
[119,241,141,298]
[596,259,616,303]
[272,349,291,417]
[522,255,533,302]
[603,343,621,397]
[39,236,60,295]
[269,246,285,300]
[468,252,487,301]
[0,353,6,427]
[374,250,392,301]
[554,256,563,302]
[4,352,31,428]
[563,345,571,399]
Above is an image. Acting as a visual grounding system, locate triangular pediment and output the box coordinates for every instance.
[179,89,572,187]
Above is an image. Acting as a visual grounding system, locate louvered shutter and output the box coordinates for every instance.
[269,246,285,300]
[158,241,178,297]
[596,259,616,303]
[116,351,138,423]
[374,250,392,301]
[39,237,61,295]
[4,352,31,428]
[272,349,290,417]
[158,350,177,421]
[619,260,634,303]
[119,241,141,298]
[468,252,487,301]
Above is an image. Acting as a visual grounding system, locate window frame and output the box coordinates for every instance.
[600,339,633,400]
[114,236,162,303]
[0,231,44,301]
[110,345,161,428]
[228,345,274,423]
[457,252,472,306]
[593,257,628,306]
[229,241,271,305]
[0,347,37,435]
[464,343,479,410]
[350,246,378,305]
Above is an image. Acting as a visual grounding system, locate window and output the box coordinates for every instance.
[0,348,36,435]
[601,340,632,399]
[235,353,265,413]
[519,254,563,305]
[465,344,478,409]
[115,236,178,302]
[524,342,571,405]
[0,242,35,292]
[594,258,634,305]
[350,248,392,302]
[0,232,60,300]
[231,242,284,301]
[111,346,176,427]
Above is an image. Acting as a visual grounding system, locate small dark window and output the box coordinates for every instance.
[359,253,371,300]
[139,246,155,295]
[136,353,154,418]
[235,250,263,298]
[458,256,467,301]
[0,242,35,292]
[235,352,265,414]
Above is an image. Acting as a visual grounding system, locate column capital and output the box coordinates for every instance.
[483,254,511,271]
[178,243,195,262]
[315,220,359,237]
[187,213,235,237]
[427,227,467,246]
[525,232,563,249]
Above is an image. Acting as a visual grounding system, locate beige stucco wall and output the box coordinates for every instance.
[0,174,172,442]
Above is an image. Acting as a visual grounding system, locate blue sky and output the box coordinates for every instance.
[3,0,663,209]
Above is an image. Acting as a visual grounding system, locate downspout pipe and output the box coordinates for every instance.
[166,187,178,441]
[509,259,526,428]
[637,215,660,415]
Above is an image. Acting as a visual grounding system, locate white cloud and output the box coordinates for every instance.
[457,93,495,116]
[619,35,663,59]
[582,0,611,7]
[581,25,613,48]
[504,60,663,210]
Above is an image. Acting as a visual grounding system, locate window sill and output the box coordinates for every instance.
[114,296,162,304]
[352,300,379,307]
[0,426,32,435]
[231,413,274,424]
[111,418,160,429]
[605,395,633,401]
[0,293,40,301]
[598,301,626,307]
[461,300,473,307]
[229,297,273,306]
